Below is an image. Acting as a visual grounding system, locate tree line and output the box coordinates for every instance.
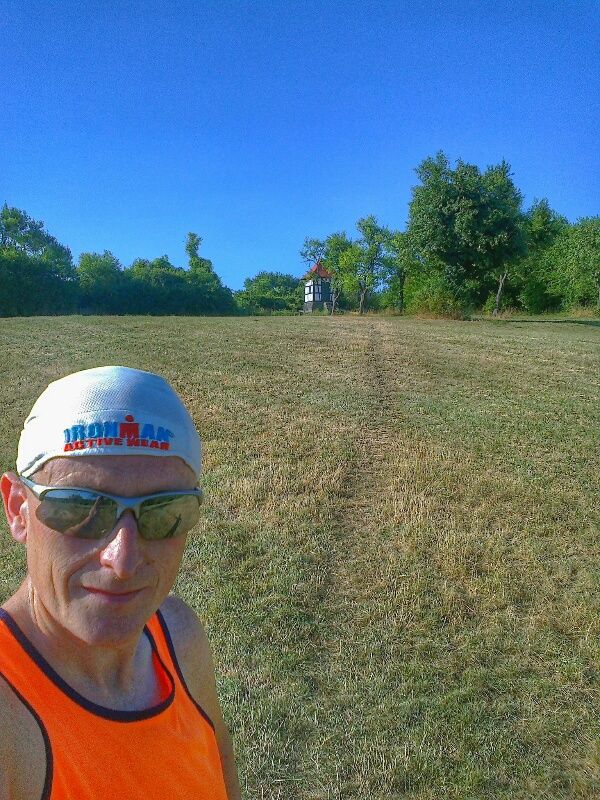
[0,207,235,316]
[300,152,599,317]
[1,152,598,317]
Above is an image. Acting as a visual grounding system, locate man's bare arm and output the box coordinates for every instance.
[0,674,48,800]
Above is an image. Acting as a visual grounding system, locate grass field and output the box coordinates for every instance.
[1,314,599,799]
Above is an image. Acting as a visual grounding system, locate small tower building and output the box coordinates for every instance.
[303,261,332,313]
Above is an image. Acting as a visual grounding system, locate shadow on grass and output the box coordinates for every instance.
[473,316,600,329]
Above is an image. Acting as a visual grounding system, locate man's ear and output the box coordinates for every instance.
[1,472,29,543]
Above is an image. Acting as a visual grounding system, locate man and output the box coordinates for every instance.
[0,366,241,800]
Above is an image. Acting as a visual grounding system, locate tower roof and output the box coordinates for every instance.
[304,260,332,280]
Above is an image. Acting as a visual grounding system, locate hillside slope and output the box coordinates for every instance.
[1,315,598,799]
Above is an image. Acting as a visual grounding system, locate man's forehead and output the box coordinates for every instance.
[35,455,196,493]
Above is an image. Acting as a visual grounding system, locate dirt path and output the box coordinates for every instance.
[299,317,419,799]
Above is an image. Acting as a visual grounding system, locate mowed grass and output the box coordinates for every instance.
[0,314,599,799]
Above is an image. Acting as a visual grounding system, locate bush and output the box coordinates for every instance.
[405,273,472,319]
[0,250,78,316]
[234,271,303,314]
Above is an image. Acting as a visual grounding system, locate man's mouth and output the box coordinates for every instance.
[84,587,145,603]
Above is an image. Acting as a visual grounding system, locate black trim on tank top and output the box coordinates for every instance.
[155,607,216,731]
[0,608,175,722]
[0,668,53,800]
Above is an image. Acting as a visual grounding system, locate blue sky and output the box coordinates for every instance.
[2,0,599,290]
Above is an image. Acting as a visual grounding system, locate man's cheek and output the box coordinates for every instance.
[27,538,81,592]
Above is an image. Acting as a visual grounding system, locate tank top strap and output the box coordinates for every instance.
[145,610,179,676]
[146,608,217,734]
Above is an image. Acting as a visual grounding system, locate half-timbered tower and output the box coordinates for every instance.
[303,261,332,312]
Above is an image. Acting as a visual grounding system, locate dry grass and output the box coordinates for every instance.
[0,314,599,799]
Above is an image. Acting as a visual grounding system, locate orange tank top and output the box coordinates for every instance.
[0,608,228,800]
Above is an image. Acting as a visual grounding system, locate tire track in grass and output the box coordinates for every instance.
[303,317,510,799]
[297,316,415,799]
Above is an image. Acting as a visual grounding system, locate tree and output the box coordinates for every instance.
[515,199,569,313]
[0,204,73,279]
[300,233,353,314]
[384,231,416,313]
[322,232,352,314]
[300,237,327,266]
[0,205,76,316]
[235,271,302,313]
[185,232,235,314]
[407,152,526,314]
[481,162,527,314]
[123,256,187,314]
[524,198,569,252]
[185,232,203,264]
[546,217,600,310]
[77,251,123,313]
[338,216,393,314]
[0,250,77,315]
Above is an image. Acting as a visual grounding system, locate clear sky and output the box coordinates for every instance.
[2,0,599,290]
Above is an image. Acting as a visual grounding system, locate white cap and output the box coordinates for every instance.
[17,366,201,479]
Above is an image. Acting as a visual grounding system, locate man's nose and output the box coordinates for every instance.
[99,511,144,577]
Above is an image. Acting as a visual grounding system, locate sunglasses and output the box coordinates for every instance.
[19,476,202,541]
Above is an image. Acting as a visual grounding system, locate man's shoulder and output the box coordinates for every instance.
[157,595,222,723]
[0,669,26,734]
[158,595,211,678]
[160,594,206,642]
[0,672,47,800]
[0,670,39,744]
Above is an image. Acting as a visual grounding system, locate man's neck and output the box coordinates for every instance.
[3,581,162,711]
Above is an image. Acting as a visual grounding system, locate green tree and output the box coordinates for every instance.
[546,217,600,310]
[185,232,235,314]
[322,232,353,314]
[124,256,188,314]
[77,251,123,313]
[300,237,326,266]
[482,162,527,314]
[0,204,73,278]
[236,271,302,313]
[516,199,569,312]
[383,231,417,313]
[407,152,526,314]
[0,205,76,315]
[0,250,77,315]
[338,216,393,314]
[525,198,569,251]
[300,233,353,314]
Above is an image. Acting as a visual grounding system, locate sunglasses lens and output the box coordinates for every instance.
[138,494,201,540]
[33,488,201,541]
[36,491,117,539]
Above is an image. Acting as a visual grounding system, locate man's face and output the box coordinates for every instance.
[16,455,196,646]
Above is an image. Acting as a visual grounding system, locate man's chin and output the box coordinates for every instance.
[73,600,153,646]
